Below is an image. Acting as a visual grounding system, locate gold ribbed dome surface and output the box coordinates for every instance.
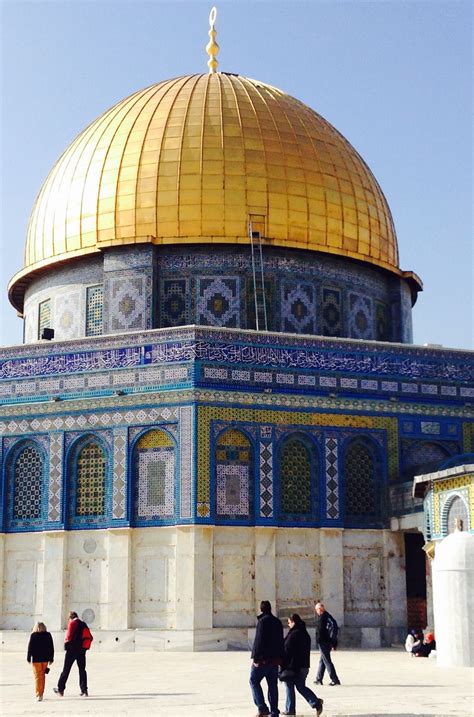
[10,73,406,310]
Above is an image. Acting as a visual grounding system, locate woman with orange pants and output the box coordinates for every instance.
[27,622,54,702]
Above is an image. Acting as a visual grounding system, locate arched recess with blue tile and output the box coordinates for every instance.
[4,438,48,532]
[66,433,111,529]
[214,427,254,524]
[131,427,177,526]
[442,493,470,535]
[276,431,319,525]
[342,435,383,528]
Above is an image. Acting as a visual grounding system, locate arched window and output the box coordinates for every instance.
[215,429,252,520]
[446,495,469,534]
[279,434,315,519]
[403,441,450,480]
[9,443,44,526]
[75,441,106,517]
[134,429,175,523]
[343,437,381,527]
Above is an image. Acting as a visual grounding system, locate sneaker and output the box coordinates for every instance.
[36,696,43,702]
[80,690,88,697]
[315,699,324,716]
[329,680,341,686]
[314,679,323,684]
[53,688,64,696]
[282,712,296,715]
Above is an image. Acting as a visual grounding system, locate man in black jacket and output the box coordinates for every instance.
[250,600,284,717]
[313,602,341,686]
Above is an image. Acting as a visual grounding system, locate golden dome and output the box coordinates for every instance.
[9,72,420,311]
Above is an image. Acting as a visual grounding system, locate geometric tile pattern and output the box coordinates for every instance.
[215,429,251,518]
[197,276,240,328]
[160,278,189,327]
[321,287,342,336]
[259,426,274,518]
[0,407,179,441]
[325,436,340,519]
[179,405,193,519]
[375,301,389,341]
[343,438,378,523]
[76,441,106,516]
[281,281,316,334]
[279,435,312,515]
[402,439,453,479]
[13,445,43,520]
[86,285,103,337]
[55,289,82,340]
[48,432,63,522]
[246,278,274,332]
[348,293,373,340]
[112,427,127,519]
[197,405,399,519]
[107,276,148,332]
[216,463,249,516]
[134,429,175,520]
[38,299,51,339]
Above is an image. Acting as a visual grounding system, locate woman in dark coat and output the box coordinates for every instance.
[27,622,54,701]
[281,614,323,716]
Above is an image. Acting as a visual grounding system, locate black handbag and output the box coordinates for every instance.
[278,668,298,682]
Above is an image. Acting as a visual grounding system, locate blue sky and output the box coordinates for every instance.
[1,0,472,348]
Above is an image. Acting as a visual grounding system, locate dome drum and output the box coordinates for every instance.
[22,244,414,343]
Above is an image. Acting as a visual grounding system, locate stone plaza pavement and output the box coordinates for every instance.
[1,648,472,716]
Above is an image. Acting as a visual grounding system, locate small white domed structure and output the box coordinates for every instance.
[432,530,474,667]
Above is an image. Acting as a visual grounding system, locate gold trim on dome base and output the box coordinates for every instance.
[9,72,422,312]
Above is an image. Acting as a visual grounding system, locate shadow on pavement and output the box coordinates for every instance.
[72,692,197,700]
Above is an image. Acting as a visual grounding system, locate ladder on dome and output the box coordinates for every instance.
[249,217,268,332]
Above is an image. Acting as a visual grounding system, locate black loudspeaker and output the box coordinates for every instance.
[41,327,55,340]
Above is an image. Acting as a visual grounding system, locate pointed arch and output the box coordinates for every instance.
[6,439,46,530]
[67,433,109,527]
[343,435,382,527]
[132,428,176,524]
[444,494,469,535]
[215,428,253,521]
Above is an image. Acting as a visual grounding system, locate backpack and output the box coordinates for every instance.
[81,623,94,650]
[327,615,339,646]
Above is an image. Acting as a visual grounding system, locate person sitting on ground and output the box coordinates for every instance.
[405,628,423,653]
[412,632,436,657]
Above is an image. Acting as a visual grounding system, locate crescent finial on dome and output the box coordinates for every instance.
[206,6,219,73]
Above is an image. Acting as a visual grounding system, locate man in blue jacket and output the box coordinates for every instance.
[250,600,284,717]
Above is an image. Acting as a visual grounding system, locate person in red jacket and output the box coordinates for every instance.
[53,611,88,697]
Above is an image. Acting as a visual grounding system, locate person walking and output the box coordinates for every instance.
[54,611,88,697]
[27,622,54,702]
[250,600,284,717]
[313,602,341,686]
[280,614,323,716]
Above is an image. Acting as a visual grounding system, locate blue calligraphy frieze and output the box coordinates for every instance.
[0,332,472,385]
